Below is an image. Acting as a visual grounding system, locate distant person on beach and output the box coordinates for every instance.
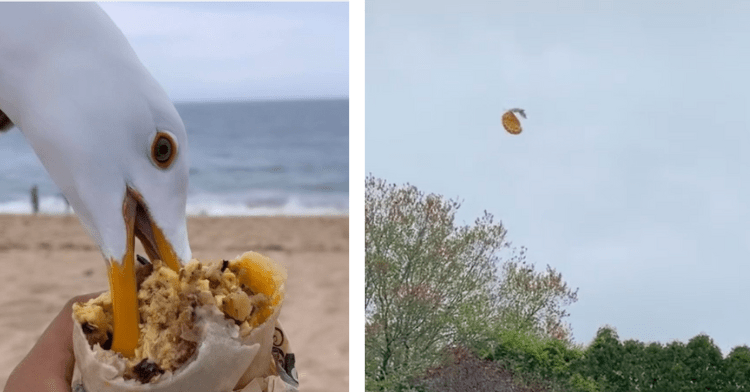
[30,185,38,214]
[4,292,100,392]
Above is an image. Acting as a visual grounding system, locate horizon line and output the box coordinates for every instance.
[172,95,349,105]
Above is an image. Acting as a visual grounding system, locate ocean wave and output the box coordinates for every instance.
[0,193,348,217]
[0,196,73,215]
[186,192,348,216]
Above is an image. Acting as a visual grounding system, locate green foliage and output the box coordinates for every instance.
[619,339,648,391]
[685,334,724,390]
[576,327,627,390]
[459,324,750,392]
[365,175,584,391]
[489,329,576,378]
[495,247,579,341]
[365,175,506,390]
[568,373,600,392]
[568,327,750,392]
[725,346,750,389]
[473,327,585,391]
[655,340,690,389]
[363,176,750,391]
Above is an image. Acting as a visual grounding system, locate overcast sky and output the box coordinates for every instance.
[367,0,750,354]
[98,2,348,102]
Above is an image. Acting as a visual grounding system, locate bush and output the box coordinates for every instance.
[567,374,599,392]
[475,327,585,391]
[417,346,554,392]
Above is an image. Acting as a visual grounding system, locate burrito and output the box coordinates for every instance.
[71,251,298,392]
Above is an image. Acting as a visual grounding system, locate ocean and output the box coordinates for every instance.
[0,99,349,216]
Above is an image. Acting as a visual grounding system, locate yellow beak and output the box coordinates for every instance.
[107,188,181,357]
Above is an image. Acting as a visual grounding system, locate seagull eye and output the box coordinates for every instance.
[150,132,177,169]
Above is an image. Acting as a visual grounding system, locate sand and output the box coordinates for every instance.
[0,214,348,392]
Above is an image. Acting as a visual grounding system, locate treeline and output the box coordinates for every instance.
[460,326,750,392]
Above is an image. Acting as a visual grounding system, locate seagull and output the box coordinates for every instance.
[0,3,191,357]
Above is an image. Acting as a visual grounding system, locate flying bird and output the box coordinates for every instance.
[0,3,191,357]
[502,108,527,135]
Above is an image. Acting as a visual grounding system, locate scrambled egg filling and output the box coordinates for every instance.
[72,252,286,381]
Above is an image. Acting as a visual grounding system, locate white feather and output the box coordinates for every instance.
[0,3,191,263]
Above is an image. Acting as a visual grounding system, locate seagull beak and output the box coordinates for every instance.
[107,187,184,357]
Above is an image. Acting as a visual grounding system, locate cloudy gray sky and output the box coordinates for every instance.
[367,0,750,354]
[99,2,348,102]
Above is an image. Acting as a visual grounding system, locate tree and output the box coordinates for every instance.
[495,246,578,341]
[684,334,724,391]
[578,327,627,390]
[620,339,647,391]
[663,342,689,389]
[725,346,750,389]
[365,175,507,390]
[640,342,663,388]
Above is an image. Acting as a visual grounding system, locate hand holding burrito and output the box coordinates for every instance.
[69,252,298,392]
[4,293,102,392]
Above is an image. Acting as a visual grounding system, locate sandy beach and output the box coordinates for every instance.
[0,214,348,392]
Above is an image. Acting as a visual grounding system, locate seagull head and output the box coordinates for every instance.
[70,100,192,272]
[26,87,193,272]
[23,82,193,356]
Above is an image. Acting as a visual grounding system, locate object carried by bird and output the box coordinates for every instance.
[0,3,296,391]
[502,108,527,135]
